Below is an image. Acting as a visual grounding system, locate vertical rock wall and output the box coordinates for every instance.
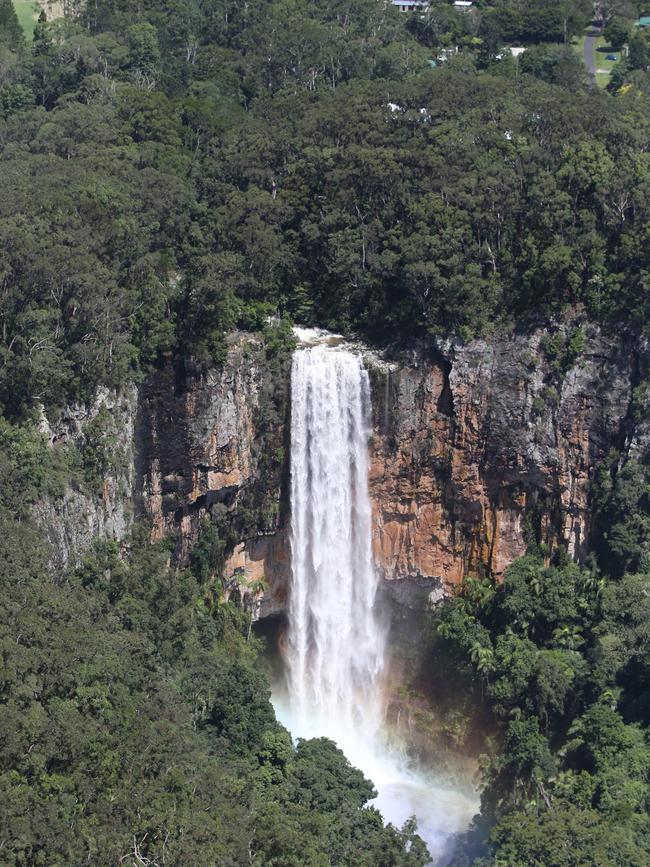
[136,334,290,617]
[368,323,643,591]
[33,324,649,609]
[33,386,138,572]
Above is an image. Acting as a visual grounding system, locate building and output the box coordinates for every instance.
[453,1,473,10]
[392,0,428,12]
[636,16,650,27]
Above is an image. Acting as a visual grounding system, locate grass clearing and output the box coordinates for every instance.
[572,30,620,88]
[12,0,40,38]
[594,38,620,77]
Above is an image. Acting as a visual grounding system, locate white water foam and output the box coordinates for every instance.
[276,343,476,864]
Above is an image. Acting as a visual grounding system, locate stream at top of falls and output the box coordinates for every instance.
[272,339,478,865]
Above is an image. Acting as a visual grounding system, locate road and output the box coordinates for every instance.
[584,23,602,79]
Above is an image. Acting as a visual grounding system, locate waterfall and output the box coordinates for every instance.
[286,344,385,746]
[275,337,478,866]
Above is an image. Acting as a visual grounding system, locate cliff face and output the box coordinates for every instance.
[136,334,290,618]
[33,386,137,572]
[34,334,289,615]
[36,325,648,609]
[138,341,260,553]
[368,323,645,592]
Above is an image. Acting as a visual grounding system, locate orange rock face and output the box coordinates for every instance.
[367,324,635,590]
[136,324,639,611]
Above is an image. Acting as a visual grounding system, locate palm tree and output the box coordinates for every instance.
[464,576,496,608]
[470,641,495,676]
[552,624,584,650]
[203,579,222,615]
[580,572,605,598]
[248,578,268,597]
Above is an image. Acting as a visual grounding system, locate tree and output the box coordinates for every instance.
[519,43,586,90]
[487,802,649,866]
[596,461,650,578]
[206,662,279,753]
[0,0,24,51]
[605,16,631,51]
[628,32,649,70]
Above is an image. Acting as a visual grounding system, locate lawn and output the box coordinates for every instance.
[12,0,40,38]
[573,30,621,88]
[595,69,612,87]
[593,37,620,78]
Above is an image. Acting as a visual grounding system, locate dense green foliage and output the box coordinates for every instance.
[0,0,23,50]
[1,0,650,419]
[0,519,429,865]
[433,465,650,866]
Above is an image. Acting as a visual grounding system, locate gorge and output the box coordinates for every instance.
[33,321,650,859]
[23,320,650,865]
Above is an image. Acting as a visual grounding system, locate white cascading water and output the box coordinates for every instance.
[274,337,477,865]
[287,344,385,746]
